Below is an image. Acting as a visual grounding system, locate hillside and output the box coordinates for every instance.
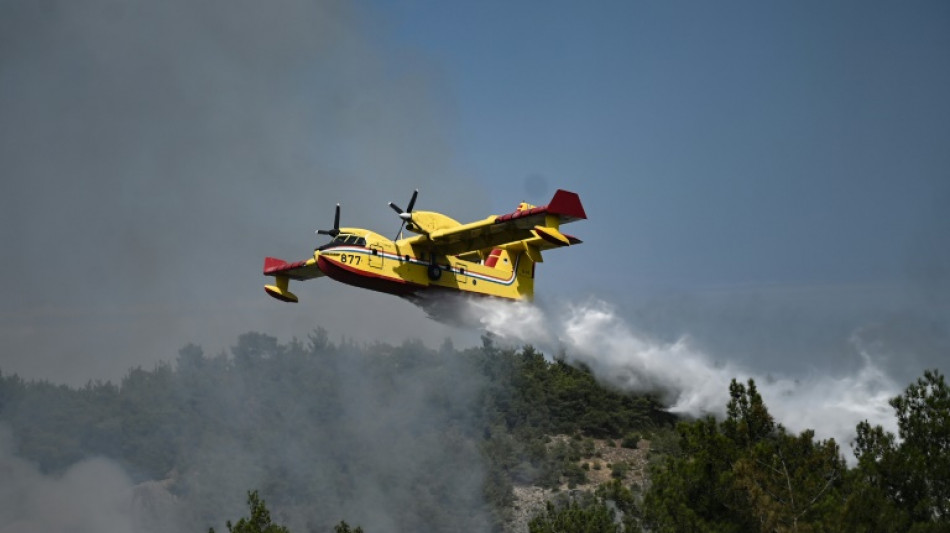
[2,331,946,532]
[0,331,673,532]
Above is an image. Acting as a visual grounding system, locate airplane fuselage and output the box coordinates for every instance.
[314,229,534,301]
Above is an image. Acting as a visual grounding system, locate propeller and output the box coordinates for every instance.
[388,189,418,239]
[316,203,341,237]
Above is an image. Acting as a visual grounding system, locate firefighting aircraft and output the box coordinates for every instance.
[263,189,586,303]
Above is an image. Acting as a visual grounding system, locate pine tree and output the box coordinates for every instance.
[845,369,950,531]
[209,491,289,533]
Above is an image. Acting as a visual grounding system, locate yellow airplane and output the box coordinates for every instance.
[263,189,586,303]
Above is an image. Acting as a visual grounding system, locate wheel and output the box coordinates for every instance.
[427,264,442,281]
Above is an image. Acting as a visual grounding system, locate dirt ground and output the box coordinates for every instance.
[506,436,650,532]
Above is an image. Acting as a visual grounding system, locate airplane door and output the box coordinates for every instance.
[453,262,467,284]
[369,245,384,268]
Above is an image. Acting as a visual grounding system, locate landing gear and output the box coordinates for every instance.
[427,264,442,281]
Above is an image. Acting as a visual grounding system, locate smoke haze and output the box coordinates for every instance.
[1,335,493,532]
[0,0,483,385]
[0,427,136,533]
[0,2,494,529]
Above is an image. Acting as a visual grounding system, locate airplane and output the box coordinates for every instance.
[262,189,586,304]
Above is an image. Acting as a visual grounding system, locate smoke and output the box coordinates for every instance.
[169,335,493,531]
[469,298,901,452]
[0,2,492,529]
[0,334,492,532]
[0,0,481,385]
[0,427,137,533]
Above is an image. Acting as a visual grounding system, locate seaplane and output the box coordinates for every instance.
[262,189,586,303]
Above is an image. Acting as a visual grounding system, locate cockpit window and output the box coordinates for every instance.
[318,233,367,251]
[319,234,345,250]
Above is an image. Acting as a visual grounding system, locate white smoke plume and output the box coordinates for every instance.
[0,427,136,533]
[468,298,900,452]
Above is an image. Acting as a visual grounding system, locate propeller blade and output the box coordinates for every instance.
[316,204,341,237]
[389,189,420,239]
[393,220,406,241]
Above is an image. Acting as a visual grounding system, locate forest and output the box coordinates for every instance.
[0,330,947,532]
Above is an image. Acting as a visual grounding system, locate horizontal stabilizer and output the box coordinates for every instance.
[533,226,571,247]
[263,256,325,280]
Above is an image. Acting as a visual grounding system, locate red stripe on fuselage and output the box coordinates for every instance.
[484,248,502,268]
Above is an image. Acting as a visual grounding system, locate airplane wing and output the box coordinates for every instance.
[403,189,587,259]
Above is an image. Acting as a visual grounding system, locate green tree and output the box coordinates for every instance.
[209,491,290,533]
[732,429,844,532]
[841,421,909,532]
[845,369,950,532]
[890,369,950,523]
[1,335,677,530]
[643,378,845,533]
[644,415,748,532]
[722,379,774,448]
[529,498,620,533]
[596,479,643,531]
[333,521,364,533]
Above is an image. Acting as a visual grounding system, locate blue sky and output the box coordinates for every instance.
[368,1,949,295]
[365,1,950,380]
[1,0,947,384]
